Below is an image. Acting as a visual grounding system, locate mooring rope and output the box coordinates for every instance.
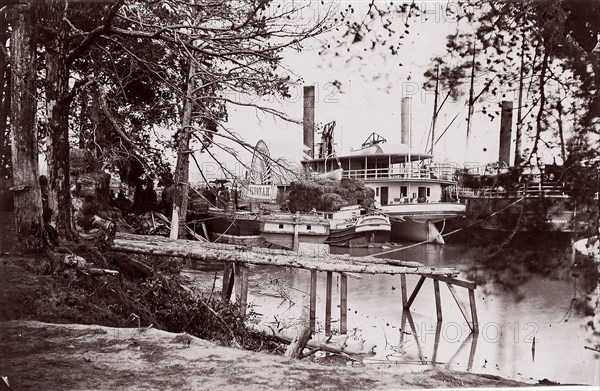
[372,196,528,257]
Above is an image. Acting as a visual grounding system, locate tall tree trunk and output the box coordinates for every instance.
[170,62,196,239]
[0,38,11,179]
[45,1,77,241]
[0,67,10,179]
[10,2,46,250]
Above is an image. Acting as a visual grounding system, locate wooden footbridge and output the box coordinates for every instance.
[112,233,479,334]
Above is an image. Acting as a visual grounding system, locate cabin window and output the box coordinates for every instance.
[279,224,284,229]
[376,187,379,196]
[426,188,431,197]
[306,225,311,230]
[401,186,408,197]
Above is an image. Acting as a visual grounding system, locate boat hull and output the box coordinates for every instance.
[200,210,330,250]
[326,213,391,247]
[381,203,465,244]
[381,202,466,222]
[390,218,444,244]
[326,227,390,247]
[441,195,596,247]
[260,217,330,249]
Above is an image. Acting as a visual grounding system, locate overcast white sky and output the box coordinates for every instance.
[183,1,568,183]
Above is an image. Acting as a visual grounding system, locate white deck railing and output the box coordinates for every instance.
[343,166,455,181]
[453,182,567,198]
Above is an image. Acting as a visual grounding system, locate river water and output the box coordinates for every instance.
[185,242,600,386]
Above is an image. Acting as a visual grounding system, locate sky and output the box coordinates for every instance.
[184,1,567,184]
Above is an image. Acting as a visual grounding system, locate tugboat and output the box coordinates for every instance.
[317,205,391,247]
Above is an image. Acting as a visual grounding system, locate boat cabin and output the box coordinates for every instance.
[302,142,457,206]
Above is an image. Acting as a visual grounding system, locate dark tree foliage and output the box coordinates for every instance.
[422,0,599,170]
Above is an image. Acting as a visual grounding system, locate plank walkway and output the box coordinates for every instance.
[111,232,480,334]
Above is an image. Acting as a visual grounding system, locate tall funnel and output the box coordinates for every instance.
[303,86,315,160]
[401,97,412,147]
[499,100,513,166]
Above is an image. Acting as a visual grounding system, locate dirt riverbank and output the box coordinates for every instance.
[0,320,531,390]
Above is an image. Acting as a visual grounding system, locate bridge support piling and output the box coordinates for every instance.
[434,279,443,321]
[400,274,408,309]
[325,271,332,336]
[469,288,479,333]
[222,262,234,301]
[340,274,348,334]
[234,262,249,320]
[309,270,317,332]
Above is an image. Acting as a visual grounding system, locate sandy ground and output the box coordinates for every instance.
[0,320,533,391]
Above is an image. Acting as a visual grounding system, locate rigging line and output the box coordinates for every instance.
[434,113,460,145]
[373,196,528,258]
[212,214,239,244]
[190,152,219,206]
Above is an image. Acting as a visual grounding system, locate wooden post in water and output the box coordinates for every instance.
[469,288,479,333]
[445,282,473,331]
[309,270,317,332]
[406,276,426,309]
[325,271,332,336]
[400,274,408,309]
[434,279,443,321]
[234,262,249,320]
[340,273,348,334]
[432,321,442,365]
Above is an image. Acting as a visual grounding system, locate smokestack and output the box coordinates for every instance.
[499,100,513,166]
[401,97,412,147]
[303,86,315,160]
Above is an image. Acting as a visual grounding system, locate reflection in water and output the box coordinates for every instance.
[238,242,599,386]
[395,310,479,371]
[184,241,598,385]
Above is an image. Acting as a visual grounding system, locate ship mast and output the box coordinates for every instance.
[429,65,440,157]
[465,40,476,165]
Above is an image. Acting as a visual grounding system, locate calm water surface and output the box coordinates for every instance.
[187,242,600,385]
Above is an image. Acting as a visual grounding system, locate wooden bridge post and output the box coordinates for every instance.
[400,274,408,309]
[340,273,348,334]
[433,279,443,321]
[309,270,317,333]
[432,321,442,365]
[467,333,479,371]
[406,276,426,309]
[234,262,249,320]
[468,288,479,333]
[445,282,474,332]
[325,271,332,336]
[222,262,234,301]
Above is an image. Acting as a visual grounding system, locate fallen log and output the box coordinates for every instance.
[285,327,312,359]
[254,325,374,357]
[110,233,460,276]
